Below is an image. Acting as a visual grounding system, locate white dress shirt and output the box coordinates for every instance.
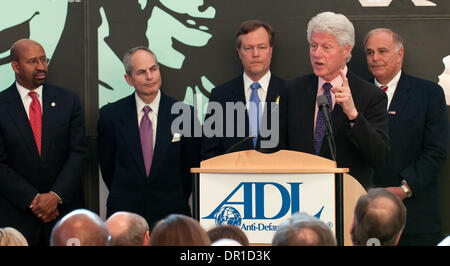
[243,70,271,112]
[136,90,160,149]
[16,82,43,119]
[374,70,402,109]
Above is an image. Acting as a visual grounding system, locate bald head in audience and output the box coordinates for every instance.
[272,212,337,246]
[106,211,150,246]
[351,188,406,246]
[50,209,110,246]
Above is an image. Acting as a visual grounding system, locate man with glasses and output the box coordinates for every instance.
[0,39,88,246]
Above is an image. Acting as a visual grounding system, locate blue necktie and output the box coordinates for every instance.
[140,106,153,176]
[249,82,261,148]
[314,83,332,155]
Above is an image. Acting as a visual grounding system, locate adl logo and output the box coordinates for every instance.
[203,182,325,226]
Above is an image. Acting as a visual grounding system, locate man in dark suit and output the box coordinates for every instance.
[365,28,448,245]
[0,39,87,246]
[98,47,201,229]
[279,12,389,189]
[201,20,284,160]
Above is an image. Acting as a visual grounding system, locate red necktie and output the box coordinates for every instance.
[28,91,42,156]
[380,85,388,92]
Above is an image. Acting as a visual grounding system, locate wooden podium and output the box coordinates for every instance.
[191,150,366,246]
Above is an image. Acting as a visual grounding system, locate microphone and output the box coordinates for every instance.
[317,95,333,135]
[225,136,255,154]
[317,95,336,161]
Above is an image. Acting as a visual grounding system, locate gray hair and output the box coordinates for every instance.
[364,28,404,52]
[109,213,149,246]
[272,212,337,246]
[307,11,355,62]
[122,46,158,75]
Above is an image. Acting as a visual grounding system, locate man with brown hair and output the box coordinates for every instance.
[201,20,284,159]
[350,188,406,246]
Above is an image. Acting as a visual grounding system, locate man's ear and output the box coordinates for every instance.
[11,61,20,74]
[124,74,133,87]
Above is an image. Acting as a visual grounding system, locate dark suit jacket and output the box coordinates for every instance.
[98,91,201,228]
[279,71,389,189]
[0,83,87,244]
[373,72,448,234]
[201,75,285,159]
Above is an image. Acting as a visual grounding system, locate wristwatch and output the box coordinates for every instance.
[400,180,412,198]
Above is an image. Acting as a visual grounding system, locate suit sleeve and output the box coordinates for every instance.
[50,94,88,204]
[400,84,448,197]
[347,88,389,168]
[0,132,39,210]
[97,106,116,190]
[201,88,224,160]
[181,106,202,199]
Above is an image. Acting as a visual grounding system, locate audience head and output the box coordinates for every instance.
[211,238,242,246]
[207,224,250,246]
[50,209,110,246]
[272,212,337,246]
[0,227,28,246]
[149,214,210,246]
[351,188,407,246]
[106,211,150,246]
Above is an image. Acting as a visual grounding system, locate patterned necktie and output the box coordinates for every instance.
[380,85,388,92]
[249,82,261,148]
[313,83,332,155]
[28,91,42,156]
[140,106,153,177]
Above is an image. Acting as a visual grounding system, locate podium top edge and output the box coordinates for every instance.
[190,168,349,173]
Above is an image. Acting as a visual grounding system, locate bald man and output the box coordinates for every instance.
[50,209,110,246]
[106,211,150,246]
[272,212,337,246]
[0,39,87,246]
[351,188,407,246]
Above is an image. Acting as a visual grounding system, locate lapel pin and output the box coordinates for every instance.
[388,111,396,115]
[51,102,56,107]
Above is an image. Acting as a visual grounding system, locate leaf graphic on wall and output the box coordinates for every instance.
[0,11,39,65]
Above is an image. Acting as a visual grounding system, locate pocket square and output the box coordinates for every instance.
[172,133,181,142]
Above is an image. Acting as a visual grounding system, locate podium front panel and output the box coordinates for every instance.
[198,173,336,244]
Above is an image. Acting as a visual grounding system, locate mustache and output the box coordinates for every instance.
[34,70,47,77]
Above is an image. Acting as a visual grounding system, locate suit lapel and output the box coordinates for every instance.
[257,78,278,147]
[119,95,147,178]
[305,75,318,152]
[41,84,58,158]
[388,73,411,130]
[4,84,40,157]
[149,92,173,179]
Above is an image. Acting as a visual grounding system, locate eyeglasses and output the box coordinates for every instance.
[25,57,50,66]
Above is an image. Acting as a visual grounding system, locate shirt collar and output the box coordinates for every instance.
[374,70,402,90]
[243,70,271,93]
[318,65,348,90]
[135,89,160,115]
[16,81,43,101]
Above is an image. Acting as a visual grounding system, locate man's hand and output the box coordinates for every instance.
[30,193,60,221]
[386,187,407,200]
[331,70,358,120]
